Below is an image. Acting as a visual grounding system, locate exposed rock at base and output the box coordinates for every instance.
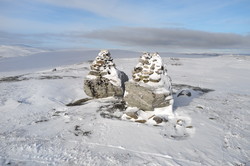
[125,111,138,119]
[84,50,128,98]
[66,98,92,106]
[124,82,172,111]
[153,116,164,124]
[135,119,147,123]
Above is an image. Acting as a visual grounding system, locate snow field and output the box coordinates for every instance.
[0,54,249,165]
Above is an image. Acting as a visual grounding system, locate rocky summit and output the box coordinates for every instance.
[124,52,173,111]
[84,50,128,98]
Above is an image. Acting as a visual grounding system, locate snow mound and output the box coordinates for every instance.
[0,53,249,165]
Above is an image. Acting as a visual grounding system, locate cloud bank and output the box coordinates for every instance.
[84,27,250,50]
[1,28,250,52]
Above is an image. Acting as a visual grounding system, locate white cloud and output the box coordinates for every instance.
[0,15,91,33]
[33,0,153,24]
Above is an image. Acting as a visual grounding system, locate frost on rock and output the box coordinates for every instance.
[84,50,128,98]
[124,52,173,114]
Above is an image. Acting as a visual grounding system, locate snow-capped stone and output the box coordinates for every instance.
[124,52,173,111]
[84,50,128,98]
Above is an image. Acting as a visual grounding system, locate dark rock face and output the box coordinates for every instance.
[84,77,124,98]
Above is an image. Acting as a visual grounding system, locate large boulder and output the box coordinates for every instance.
[124,52,173,111]
[84,50,128,98]
[124,82,172,111]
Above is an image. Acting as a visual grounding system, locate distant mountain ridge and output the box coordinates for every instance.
[0,45,45,59]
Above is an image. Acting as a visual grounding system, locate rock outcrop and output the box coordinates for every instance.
[124,52,173,111]
[84,50,128,98]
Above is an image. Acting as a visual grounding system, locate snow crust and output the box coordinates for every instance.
[0,50,250,166]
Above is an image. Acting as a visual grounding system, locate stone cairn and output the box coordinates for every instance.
[132,52,164,83]
[84,50,128,98]
[124,52,173,111]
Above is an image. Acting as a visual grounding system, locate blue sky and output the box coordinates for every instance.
[0,0,250,52]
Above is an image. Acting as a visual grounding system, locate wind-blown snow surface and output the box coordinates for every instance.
[0,51,249,165]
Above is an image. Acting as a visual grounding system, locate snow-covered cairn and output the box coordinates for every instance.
[124,52,173,111]
[84,50,128,98]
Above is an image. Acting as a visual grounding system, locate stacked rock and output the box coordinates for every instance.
[84,50,128,98]
[88,50,115,77]
[124,52,173,111]
[132,52,165,84]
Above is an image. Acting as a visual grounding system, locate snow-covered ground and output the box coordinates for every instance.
[0,49,249,165]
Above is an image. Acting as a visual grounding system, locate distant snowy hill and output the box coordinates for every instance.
[0,45,45,59]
